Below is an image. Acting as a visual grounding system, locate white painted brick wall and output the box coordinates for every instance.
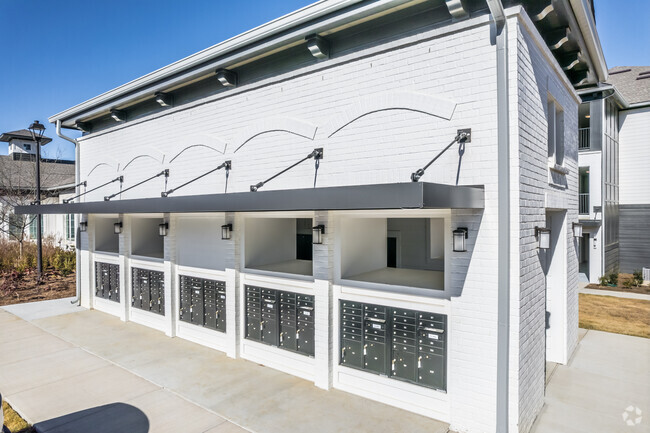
[71,9,580,433]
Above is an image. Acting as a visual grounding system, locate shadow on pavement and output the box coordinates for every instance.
[33,403,148,433]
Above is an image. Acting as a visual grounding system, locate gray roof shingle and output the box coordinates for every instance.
[0,129,53,145]
[0,155,75,191]
[607,66,650,105]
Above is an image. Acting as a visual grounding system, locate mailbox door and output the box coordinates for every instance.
[203,283,217,329]
[141,270,151,312]
[261,288,278,346]
[131,268,141,309]
[101,264,111,299]
[364,304,388,375]
[417,312,447,390]
[418,353,445,390]
[297,294,315,356]
[191,278,204,325]
[245,286,262,341]
[110,264,120,302]
[216,282,226,332]
[149,276,159,313]
[179,276,192,323]
[279,291,297,351]
[340,300,363,369]
[391,308,417,382]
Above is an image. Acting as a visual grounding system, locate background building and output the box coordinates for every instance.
[577,66,650,281]
[0,129,76,248]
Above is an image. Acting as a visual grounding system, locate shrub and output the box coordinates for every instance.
[607,272,618,286]
[0,238,75,274]
[632,269,644,286]
[598,275,609,286]
[622,278,633,289]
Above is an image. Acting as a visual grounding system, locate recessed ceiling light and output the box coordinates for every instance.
[585,115,590,118]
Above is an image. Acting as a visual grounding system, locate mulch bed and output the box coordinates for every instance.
[585,272,650,295]
[0,270,76,306]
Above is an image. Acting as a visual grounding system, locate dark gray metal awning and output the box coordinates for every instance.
[14,182,484,215]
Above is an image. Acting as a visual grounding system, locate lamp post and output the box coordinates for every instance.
[28,120,46,280]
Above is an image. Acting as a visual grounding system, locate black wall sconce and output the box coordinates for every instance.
[159,222,169,237]
[312,224,325,244]
[221,224,233,240]
[535,226,551,249]
[572,222,583,238]
[79,221,87,232]
[114,222,123,234]
[453,227,468,252]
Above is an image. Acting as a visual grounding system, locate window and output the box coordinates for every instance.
[8,214,24,239]
[66,214,75,241]
[28,215,38,239]
[547,97,565,166]
[24,144,31,151]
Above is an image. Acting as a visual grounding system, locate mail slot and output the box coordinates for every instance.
[339,301,447,391]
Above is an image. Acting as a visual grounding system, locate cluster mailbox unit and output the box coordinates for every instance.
[131,268,165,315]
[20,0,608,431]
[179,275,226,332]
[94,262,120,302]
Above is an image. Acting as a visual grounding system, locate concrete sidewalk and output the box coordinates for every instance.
[579,287,650,301]
[0,305,448,433]
[532,329,650,433]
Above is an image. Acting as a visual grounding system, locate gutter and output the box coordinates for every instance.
[56,120,82,307]
[568,0,608,82]
[485,0,510,432]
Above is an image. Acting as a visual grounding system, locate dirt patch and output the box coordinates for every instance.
[579,293,650,339]
[0,270,76,306]
[585,273,650,295]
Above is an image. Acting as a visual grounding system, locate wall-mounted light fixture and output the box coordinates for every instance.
[215,69,237,87]
[306,34,329,59]
[535,226,551,249]
[572,222,583,238]
[110,109,126,122]
[75,121,91,133]
[452,227,468,252]
[79,221,87,232]
[154,92,172,107]
[221,224,233,240]
[159,222,169,237]
[312,224,325,244]
[114,222,123,234]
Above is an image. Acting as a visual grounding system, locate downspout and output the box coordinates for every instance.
[485,1,510,432]
[56,119,82,307]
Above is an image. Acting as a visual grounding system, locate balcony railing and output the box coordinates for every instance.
[579,128,590,150]
[579,193,589,215]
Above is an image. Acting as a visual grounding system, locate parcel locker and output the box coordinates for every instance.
[191,278,204,325]
[417,312,446,390]
[261,289,278,346]
[215,282,227,332]
[179,276,192,323]
[203,282,217,329]
[363,304,389,375]
[245,286,262,341]
[297,294,315,356]
[340,300,363,369]
[391,308,417,382]
[279,291,297,351]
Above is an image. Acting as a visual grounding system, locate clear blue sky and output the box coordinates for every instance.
[0,0,647,161]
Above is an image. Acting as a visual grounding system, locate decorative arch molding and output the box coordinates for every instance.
[233,116,318,153]
[322,91,457,138]
[86,161,118,178]
[121,154,163,171]
[169,136,227,163]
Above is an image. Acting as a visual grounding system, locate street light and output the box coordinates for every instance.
[28,120,46,280]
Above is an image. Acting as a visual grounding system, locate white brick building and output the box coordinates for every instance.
[18,1,607,432]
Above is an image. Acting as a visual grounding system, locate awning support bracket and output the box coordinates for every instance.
[105,169,169,201]
[63,176,123,204]
[162,161,230,197]
[411,129,471,182]
[250,148,323,192]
